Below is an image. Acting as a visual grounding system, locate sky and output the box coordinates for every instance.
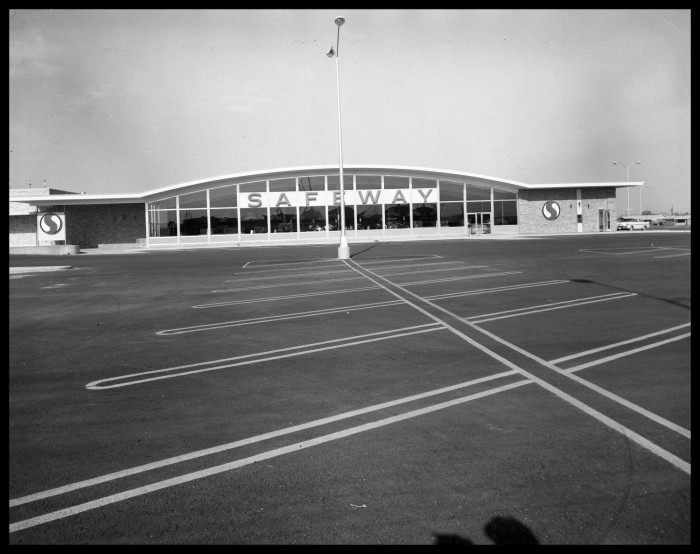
[9,9,691,214]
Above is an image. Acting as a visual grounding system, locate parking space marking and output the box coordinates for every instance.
[157,300,404,335]
[343,260,691,476]
[11,379,528,533]
[196,272,524,308]
[550,323,691,365]
[193,286,381,308]
[580,246,690,256]
[654,251,691,259]
[215,269,511,294]
[399,271,521,286]
[427,280,569,301]
[14,370,522,510]
[86,324,445,389]
[467,292,636,323]
[213,274,367,293]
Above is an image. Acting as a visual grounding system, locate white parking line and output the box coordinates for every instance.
[86,324,445,389]
[654,252,691,259]
[343,260,691,476]
[428,280,569,301]
[10,379,527,533]
[13,370,521,509]
[468,292,636,323]
[157,300,403,335]
[550,323,691,364]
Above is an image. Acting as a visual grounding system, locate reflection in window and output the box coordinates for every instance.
[240,181,266,193]
[210,209,239,234]
[440,202,465,227]
[299,206,326,232]
[179,208,208,236]
[269,178,296,192]
[240,208,268,234]
[179,191,207,209]
[355,175,381,190]
[328,205,355,231]
[466,185,490,201]
[357,204,383,229]
[384,204,409,229]
[209,185,238,208]
[298,176,325,191]
[148,197,176,210]
[412,178,437,189]
[439,181,464,201]
[493,189,517,200]
[384,175,409,189]
[467,200,491,213]
[148,209,177,237]
[270,207,297,233]
[494,200,518,225]
[413,203,437,227]
[328,174,354,191]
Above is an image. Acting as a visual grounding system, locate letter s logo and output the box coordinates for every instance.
[39,213,63,235]
[542,201,560,221]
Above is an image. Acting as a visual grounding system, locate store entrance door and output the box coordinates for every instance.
[598,209,610,232]
[467,212,491,235]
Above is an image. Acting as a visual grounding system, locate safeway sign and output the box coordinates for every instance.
[37,212,66,242]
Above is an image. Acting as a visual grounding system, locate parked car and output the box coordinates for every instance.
[617,217,650,231]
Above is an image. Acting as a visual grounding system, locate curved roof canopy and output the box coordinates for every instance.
[11,165,644,206]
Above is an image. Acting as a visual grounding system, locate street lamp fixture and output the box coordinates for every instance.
[613,161,642,216]
[328,15,350,260]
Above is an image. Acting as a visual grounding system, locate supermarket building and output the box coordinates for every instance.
[9,165,641,250]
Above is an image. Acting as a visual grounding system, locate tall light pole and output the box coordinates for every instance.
[613,161,641,216]
[327,16,350,260]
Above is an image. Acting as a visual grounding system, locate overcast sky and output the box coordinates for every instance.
[9,9,691,214]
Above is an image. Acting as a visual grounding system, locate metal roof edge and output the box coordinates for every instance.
[527,181,644,189]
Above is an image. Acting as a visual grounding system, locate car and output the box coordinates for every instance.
[617,217,650,231]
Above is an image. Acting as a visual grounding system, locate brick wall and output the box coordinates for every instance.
[9,215,37,246]
[65,203,146,248]
[518,188,617,234]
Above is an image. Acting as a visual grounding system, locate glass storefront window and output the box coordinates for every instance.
[328,206,355,231]
[240,207,268,234]
[209,185,237,208]
[494,200,518,225]
[328,174,354,191]
[467,200,491,213]
[355,175,381,189]
[269,178,296,192]
[240,181,266,193]
[149,209,177,237]
[384,176,409,189]
[440,202,465,227]
[384,204,409,229]
[270,207,297,233]
[299,206,326,232]
[357,204,383,230]
[149,197,176,210]
[298,176,325,191]
[210,209,239,234]
[179,208,208,236]
[412,178,437,189]
[493,189,517,200]
[179,191,207,209]
[413,203,437,227]
[466,185,490,201]
[439,181,464,201]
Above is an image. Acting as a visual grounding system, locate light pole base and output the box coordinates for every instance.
[338,236,350,260]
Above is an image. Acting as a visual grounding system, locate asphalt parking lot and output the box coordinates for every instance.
[9,231,691,544]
